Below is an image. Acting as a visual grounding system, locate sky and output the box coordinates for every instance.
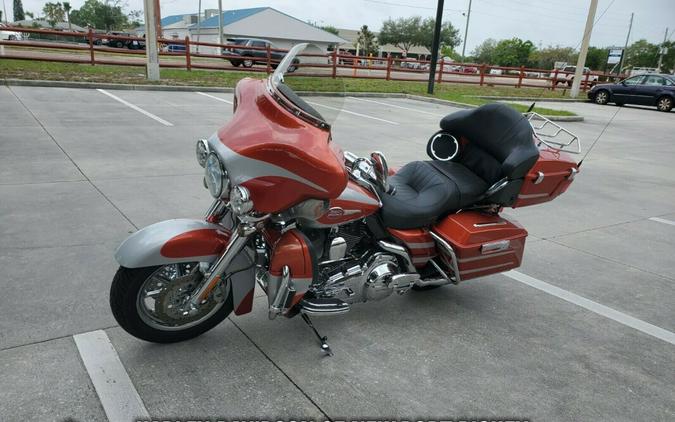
[5,0,674,53]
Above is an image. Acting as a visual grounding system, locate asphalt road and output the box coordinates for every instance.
[0,85,673,421]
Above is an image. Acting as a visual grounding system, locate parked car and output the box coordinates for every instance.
[165,43,186,53]
[336,50,355,65]
[587,73,674,112]
[223,38,298,72]
[102,31,144,49]
[461,66,479,74]
[0,25,22,41]
[550,65,598,86]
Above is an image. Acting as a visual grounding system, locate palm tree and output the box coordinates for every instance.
[62,1,71,30]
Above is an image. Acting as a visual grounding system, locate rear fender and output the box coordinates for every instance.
[115,218,256,316]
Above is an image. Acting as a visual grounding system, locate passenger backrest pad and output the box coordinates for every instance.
[440,103,539,184]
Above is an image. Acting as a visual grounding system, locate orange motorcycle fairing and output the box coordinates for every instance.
[267,228,317,313]
[433,211,527,281]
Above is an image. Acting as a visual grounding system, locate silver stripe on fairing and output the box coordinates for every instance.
[407,241,436,249]
[208,133,327,193]
[412,256,432,264]
[337,185,380,206]
[518,193,549,199]
[115,219,229,268]
[460,261,515,275]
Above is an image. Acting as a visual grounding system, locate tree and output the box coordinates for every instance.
[43,2,66,27]
[419,17,460,52]
[492,37,535,67]
[529,45,576,70]
[471,38,498,64]
[319,25,339,36]
[584,46,607,71]
[625,39,659,69]
[356,25,378,56]
[70,0,134,30]
[13,0,25,21]
[378,16,423,54]
[63,1,72,30]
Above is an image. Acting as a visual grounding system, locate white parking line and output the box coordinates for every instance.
[73,330,150,421]
[505,270,675,345]
[97,89,173,126]
[196,91,233,104]
[306,100,399,125]
[649,217,675,226]
[348,96,444,117]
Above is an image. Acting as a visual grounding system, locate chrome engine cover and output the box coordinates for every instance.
[317,253,404,304]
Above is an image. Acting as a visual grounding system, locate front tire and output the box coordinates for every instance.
[242,59,253,68]
[594,89,609,105]
[110,264,233,343]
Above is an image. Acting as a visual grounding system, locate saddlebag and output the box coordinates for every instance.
[511,147,579,208]
[432,211,527,281]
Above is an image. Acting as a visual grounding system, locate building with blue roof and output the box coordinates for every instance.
[158,6,345,58]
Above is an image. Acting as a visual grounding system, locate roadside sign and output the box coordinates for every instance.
[607,48,623,64]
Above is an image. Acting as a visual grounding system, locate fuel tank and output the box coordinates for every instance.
[212,78,348,214]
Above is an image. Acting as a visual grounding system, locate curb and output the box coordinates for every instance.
[1,78,584,121]
[405,94,585,122]
[2,78,234,93]
[474,95,589,103]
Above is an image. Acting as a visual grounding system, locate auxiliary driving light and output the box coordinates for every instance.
[230,185,253,215]
[196,139,210,168]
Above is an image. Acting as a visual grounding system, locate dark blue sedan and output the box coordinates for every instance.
[588,73,674,112]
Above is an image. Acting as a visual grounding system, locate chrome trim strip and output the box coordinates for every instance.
[473,222,507,227]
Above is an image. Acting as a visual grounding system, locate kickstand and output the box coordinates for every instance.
[301,313,333,357]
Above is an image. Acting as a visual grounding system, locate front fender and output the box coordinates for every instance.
[115,218,257,315]
[115,219,231,268]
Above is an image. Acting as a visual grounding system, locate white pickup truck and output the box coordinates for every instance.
[550,65,599,87]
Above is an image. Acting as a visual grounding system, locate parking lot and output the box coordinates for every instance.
[1,85,674,421]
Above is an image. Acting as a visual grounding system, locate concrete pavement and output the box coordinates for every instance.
[0,85,673,421]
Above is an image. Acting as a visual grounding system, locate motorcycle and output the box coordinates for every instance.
[110,44,582,354]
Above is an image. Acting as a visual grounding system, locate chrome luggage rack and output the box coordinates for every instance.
[525,112,581,154]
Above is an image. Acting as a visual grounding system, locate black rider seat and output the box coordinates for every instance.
[379,103,539,230]
[380,161,487,229]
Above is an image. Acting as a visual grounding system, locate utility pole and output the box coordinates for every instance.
[143,0,160,80]
[427,0,444,94]
[218,0,224,46]
[196,0,202,53]
[617,12,633,77]
[657,27,669,71]
[461,0,472,62]
[570,0,598,98]
[1,0,7,23]
[154,0,162,40]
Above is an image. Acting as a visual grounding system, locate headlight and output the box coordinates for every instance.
[204,153,229,198]
[196,139,209,167]
[230,185,253,215]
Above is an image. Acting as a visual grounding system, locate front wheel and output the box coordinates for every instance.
[594,89,609,105]
[110,263,232,343]
[242,58,253,68]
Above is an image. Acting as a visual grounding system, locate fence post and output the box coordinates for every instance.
[479,64,486,86]
[437,58,444,84]
[266,43,272,74]
[551,69,558,91]
[583,71,590,92]
[184,36,191,71]
[332,49,338,79]
[517,65,524,88]
[386,55,392,80]
[87,28,95,66]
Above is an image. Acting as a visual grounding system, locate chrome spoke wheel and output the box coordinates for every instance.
[136,262,228,331]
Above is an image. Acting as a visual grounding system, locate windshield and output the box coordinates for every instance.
[268,43,344,129]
